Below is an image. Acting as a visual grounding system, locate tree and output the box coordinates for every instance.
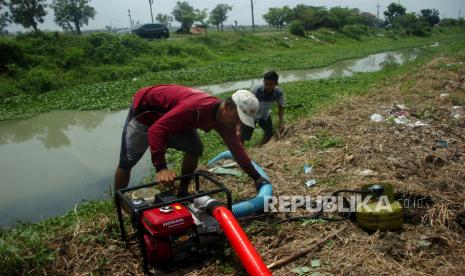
[51,0,96,35]
[9,0,47,32]
[209,3,232,31]
[156,13,173,26]
[263,6,293,31]
[172,1,197,33]
[393,13,430,36]
[420,9,440,27]
[328,7,357,30]
[0,0,10,35]
[384,2,406,28]
[292,4,329,31]
[196,9,209,37]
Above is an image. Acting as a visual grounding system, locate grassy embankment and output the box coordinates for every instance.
[1,32,465,274]
[1,28,464,121]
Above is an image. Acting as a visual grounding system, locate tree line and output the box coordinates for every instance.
[0,0,95,35]
[0,0,235,35]
[0,1,463,36]
[263,3,464,37]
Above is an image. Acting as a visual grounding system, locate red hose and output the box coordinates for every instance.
[212,206,272,276]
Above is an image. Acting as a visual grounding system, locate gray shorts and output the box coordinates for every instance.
[118,108,203,170]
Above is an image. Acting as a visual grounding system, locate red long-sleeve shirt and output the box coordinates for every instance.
[131,84,260,180]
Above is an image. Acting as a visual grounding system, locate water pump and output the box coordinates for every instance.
[115,172,271,275]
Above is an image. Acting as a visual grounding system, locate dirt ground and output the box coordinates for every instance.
[45,54,465,275]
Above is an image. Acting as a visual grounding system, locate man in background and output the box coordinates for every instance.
[240,71,285,145]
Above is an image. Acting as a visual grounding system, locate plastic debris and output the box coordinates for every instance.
[436,140,449,148]
[440,93,450,98]
[394,116,409,124]
[370,113,384,122]
[452,106,463,119]
[305,179,317,187]
[311,259,321,268]
[304,164,313,174]
[408,121,429,127]
[356,169,378,176]
[208,167,244,177]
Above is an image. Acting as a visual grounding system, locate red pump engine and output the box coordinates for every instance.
[141,203,196,265]
[115,173,270,275]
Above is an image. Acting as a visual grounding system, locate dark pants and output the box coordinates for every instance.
[240,117,273,141]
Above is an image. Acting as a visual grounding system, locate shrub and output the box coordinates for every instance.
[18,66,65,94]
[62,47,84,69]
[342,24,368,39]
[288,20,306,37]
[0,78,22,99]
[0,39,26,73]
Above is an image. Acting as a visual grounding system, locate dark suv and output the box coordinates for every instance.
[130,24,169,39]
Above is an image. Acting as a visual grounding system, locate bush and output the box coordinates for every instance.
[84,33,130,65]
[18,66,65,94]
[0,39,26,73]
[62,47,84,69]
[0,77,22,99]
[288,20,306,37]
[341,24,368,39]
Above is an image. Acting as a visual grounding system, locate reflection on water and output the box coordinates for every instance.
[0,110,151,228]
[196,48,420,94]
[0,47,424,228]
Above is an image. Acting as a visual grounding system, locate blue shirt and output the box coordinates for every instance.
[251,84,285,120]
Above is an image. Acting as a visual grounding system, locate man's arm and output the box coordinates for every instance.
[148,106,194,171]
[217,128,265,187]
[278,105,285,131]
[277,90,285,133]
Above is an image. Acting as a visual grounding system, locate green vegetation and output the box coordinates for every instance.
[2,29,464,120]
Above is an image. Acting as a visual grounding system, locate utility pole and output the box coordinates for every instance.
[376,2,381,21]
[250,0,255,33]
[128,9,133,27]
[459,9,462,19]
[149,0,154,23]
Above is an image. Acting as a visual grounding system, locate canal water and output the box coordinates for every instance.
[0,47,424,227]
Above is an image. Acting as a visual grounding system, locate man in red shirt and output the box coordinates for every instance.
[114,84,264,195]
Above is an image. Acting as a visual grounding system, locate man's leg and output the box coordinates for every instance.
[114,167,131,191]
[114,110,148,191]
[177,153,199,197]
[167,130,203,197]
[258,117,273,145]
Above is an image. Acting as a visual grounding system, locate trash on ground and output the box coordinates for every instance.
[355,169,378,176]
[304,163,313,174]
[440,93,450,98]
[394,116,409,124]
[370,113,384,122]
[452,106,463,119]
[311,259,321,268]
[208,166,244,177]
[408,121,429,127]
[305,179,317,187]
[436,140,449,149]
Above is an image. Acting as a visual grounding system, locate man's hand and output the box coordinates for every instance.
[254,177,268,191]
[156,169,176,186]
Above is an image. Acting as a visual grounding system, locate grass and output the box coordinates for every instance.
[1,31,465,275]
[1,29,465,121]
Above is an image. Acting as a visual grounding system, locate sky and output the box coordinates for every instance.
[6,0,465,32]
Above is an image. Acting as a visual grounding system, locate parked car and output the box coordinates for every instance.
[129,24,169,39]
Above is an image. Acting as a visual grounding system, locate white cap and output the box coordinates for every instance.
[232,90,258,128]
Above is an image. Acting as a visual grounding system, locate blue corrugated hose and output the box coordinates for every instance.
[207,151,273,218]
